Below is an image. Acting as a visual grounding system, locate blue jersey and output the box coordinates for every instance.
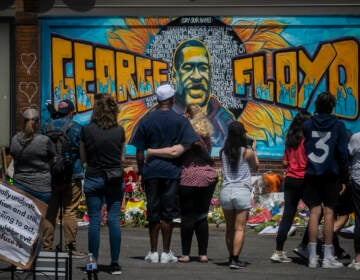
[130,109,199,180]
[303,114,348,183]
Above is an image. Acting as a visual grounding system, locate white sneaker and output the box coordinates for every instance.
[348,259,360,270]
[145,251,159,263]
[322,256,343,268]
[172,218,182,224]
[308,255,319,268]
[160,251,178,263]
[270,252,292,263]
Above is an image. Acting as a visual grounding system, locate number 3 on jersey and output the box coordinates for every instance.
[308,131,331,164]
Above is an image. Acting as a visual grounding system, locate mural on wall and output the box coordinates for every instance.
[41,16,360,158]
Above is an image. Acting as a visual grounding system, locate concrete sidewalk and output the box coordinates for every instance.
[1,224,359,279]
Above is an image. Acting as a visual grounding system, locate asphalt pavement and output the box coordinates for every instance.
[0,224,359,279]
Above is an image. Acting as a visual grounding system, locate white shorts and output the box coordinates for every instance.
[220,185,251,210]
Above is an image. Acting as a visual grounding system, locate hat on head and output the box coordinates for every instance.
[58,99,75,114]
[155,84,175,101]
[23,108,39,120]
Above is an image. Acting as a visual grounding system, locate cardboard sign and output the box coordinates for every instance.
[0,181,47,269]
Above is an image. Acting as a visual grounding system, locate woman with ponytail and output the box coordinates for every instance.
[220,121,259,269]
[10,108,55,203]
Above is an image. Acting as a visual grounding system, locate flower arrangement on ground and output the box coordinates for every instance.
[208,173,225,227]
[121,168,147,227]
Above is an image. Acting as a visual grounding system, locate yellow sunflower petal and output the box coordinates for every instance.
[274,123,283,137]
[260,104,285,126]
[282,108,293,120]
[245,41,266,53]
[107,38,127,50]
[112,29,147,53]
[239,102,275,138]
[232,19,256,27]
[158,17,174,26]
[220,17,233,25]
[251,32,289,49]
[257,20,286,34]
[118,100,148,141]
[125,18,150,43]
[232,20,256,41]
[125,17,144,27]
[107,30,122,39]
[145,18,162,35]
[233,27,256,43]
[239,118,268,141]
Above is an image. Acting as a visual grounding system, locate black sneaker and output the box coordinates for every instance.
[335,248,351,260]
[229,258,246,269]
[110,263,122,275]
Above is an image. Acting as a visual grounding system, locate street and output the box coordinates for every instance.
[0,224,359,279]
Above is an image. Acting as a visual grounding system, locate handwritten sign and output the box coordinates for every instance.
[0,181,47,269]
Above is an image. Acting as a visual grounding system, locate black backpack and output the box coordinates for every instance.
[46,121,75,185]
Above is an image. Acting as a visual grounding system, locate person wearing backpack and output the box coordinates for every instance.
[42,99,86,257]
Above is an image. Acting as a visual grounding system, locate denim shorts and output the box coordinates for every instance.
[220,184,251,210]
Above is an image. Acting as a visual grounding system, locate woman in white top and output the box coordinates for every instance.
[220,121,258,269]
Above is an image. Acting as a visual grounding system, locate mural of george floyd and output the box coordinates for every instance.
[40,16,360,159]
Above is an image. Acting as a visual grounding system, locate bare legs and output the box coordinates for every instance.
[161,221,173,253]
[224,209,248,257]
[149,221,173,253]
[308,206,334,244]
[149,222,161,252]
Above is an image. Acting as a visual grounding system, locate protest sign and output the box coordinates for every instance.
[0,181,47,269]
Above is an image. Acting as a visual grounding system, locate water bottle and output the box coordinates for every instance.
[86,253,97,280]
[86,253,97,271]
[64,151,70,160]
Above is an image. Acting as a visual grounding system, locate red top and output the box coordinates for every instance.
[283,138,307,179]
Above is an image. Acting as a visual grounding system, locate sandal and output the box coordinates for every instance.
[179,255,190,263]
[199,255,208,263]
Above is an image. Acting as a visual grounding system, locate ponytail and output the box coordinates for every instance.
[22,108,40,141]
[23,119,36,141]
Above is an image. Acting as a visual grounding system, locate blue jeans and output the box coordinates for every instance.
[13,182,51,204]
[83,176,124,263]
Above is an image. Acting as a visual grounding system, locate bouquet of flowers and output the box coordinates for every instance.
[123,169,146,201]
[207,179,225,227]
[121,168,147,227]
[76,193,87,219]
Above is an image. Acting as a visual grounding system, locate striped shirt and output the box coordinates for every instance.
[221,147,252,189]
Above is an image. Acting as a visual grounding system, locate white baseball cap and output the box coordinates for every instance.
[155,84,175,101]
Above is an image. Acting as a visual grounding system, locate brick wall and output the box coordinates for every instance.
[15,6,40,131]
